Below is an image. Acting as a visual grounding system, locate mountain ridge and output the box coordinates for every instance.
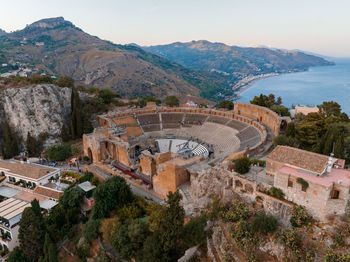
[0,17,219,99]
[0,18,334,101]
[143,40,334,93]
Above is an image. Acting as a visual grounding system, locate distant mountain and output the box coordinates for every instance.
[144,40,334,85]
[0,17,221,99]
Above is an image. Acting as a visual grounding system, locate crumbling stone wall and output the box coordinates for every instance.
[275,170,350,221]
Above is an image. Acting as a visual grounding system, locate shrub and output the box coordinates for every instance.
[86,86,99,93]
[266,187,285,200]
[231,220,259,261]
[251,213,278,235]
[277,228,302,254]
[47,144,72,161]
[82,219,101,242]
[296,177,309,191]
[98,89,119,104]
[56,76,74,88]
[324,248,350,262]
[71,147,81,155]
[221,200,251,223]
[290,205,313,228]
[233,157,251,174]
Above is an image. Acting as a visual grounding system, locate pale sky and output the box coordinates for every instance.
[1,0,350,57]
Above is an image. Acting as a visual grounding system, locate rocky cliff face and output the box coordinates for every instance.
[1,84,72,146]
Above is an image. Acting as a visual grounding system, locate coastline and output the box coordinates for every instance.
[232,73,279,100]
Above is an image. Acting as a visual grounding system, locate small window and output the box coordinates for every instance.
[288,179,293,188]
[331,190,340,199]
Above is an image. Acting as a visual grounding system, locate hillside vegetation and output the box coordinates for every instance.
[144,40,334,91]
[0,17,222,99]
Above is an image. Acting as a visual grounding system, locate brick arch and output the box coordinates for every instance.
[256,196,264,204]
[245,184,254,194]
[235,180,243,188]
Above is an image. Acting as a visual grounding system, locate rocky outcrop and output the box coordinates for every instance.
[1,84,72,146]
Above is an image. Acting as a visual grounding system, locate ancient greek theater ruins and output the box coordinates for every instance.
[83,102,286,197]
[84,102,350,223]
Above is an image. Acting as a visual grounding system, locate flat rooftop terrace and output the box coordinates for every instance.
[0,160,58,180]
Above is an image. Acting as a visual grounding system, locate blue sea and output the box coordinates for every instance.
[237,58,350,114]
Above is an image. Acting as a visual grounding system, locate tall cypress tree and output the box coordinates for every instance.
[334,133,345,159]
[69,87,84,139]
[43,233,57,262]
[157,191,185,262]
[25,132,36,156]
[18,199,45,261]
[1,122,19,159]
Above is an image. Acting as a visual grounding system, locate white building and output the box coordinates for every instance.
[0,160,60,189]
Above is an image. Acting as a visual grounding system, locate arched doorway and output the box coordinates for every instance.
[88,148,93,163]
[280,120,287,132]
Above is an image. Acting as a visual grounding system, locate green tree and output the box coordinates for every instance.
[83,219,101,242]
[285,122,296,137]
[59,187,84,209]
[271,105,290,117]
[250,93,278,108]
[273,135,299,148]
[110,219,149,260]
[92,176,133,219]
[59,125,71,142]
[140,232,163,262]
[47,144,72,161]
[43,233,57,262]
[1,122,19,159]
[5,247,29,262]
[334,133,345,159]
[233,157,251,174]
[318,101,341,118]
[157,191,185,262]
[183,215,208,249]
[25,132,36,156]
[217,100,234,110]
[296,112,325,148]
[18,199,45,262]
[69,87,84,139]
[164,95,179,106]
